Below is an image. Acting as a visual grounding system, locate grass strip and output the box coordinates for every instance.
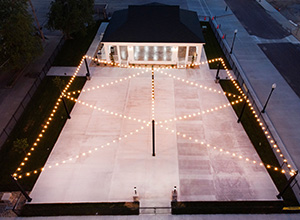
[52,21,101,66]
[172,201,284,214]
[201,21,231,69]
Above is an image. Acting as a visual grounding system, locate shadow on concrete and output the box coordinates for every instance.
[258,43,300,98]
[225,0,289,39]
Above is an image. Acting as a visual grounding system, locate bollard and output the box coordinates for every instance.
[172,186,178,202]
[133,187,139,202]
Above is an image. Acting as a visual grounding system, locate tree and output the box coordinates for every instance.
[0,0,43,70]
[47,0,94,39]
[12,138,29,155]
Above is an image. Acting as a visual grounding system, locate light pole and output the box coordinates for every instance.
[215,61,221,83]
[10,175,32,202]
[237,92,249,123]
[28,0,45,42]
[261,83,276,113]
[277,170,298,199]
[62,96,71,119]
[230,29,238,54]
[84,58,91,80]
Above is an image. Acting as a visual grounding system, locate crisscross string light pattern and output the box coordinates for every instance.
[13,56,296,179]
[13,57,85,178]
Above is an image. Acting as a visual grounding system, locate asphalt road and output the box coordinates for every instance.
[225,0,289,39]
[258,43,300,98]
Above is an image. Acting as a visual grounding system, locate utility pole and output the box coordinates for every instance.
[28,0,45,42]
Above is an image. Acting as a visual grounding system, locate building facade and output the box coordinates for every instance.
[101,3,205,67]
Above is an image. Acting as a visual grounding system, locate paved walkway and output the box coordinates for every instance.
[0,35,62,134]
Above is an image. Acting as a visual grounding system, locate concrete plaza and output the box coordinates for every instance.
[30,51,278,207]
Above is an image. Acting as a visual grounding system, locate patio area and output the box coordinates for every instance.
[29,54,279,207]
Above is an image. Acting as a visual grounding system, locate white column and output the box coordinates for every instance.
[185,46,189,66]
[127,46,134,64]
[104,44,110,62]
[172,46,178,64]
[117,45,121,64]
[196,45,202,64]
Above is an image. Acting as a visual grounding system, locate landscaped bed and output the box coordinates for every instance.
[201,21,231,69]
[52,20,101,66]
[0,76,86,191]
[20,202,139,216]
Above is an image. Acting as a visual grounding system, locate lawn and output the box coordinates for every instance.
[201,21,231,69]
[52,20,101,66]
[0,76,86,191]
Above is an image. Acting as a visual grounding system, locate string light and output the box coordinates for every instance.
[13,55,296,179]
[159,124,289,175]
[63,95,149,125]
[218,57,295,174]
[67,71,147,95]
[157,97,244,124]
[86,56,222,70]
[151,68,155,120]
[13,57,86,176]
[159,69,241,98]
[16,124,146,178]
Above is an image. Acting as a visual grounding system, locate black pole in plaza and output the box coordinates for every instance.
[84,57,91,80]
[261,83,276,113]
[152,120,155,157]
[215,61,221,83]
[276,170,298,199]
[62,96,71,119]
[152,66,154,80]
[10,175,32,202]
[230,29,238,54]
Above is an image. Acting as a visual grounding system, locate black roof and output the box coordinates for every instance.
[102,3,205,43]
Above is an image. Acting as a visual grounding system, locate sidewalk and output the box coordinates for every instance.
[0,35,62,133]
[0,0,62,138]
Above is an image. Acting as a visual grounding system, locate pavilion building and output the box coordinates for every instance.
[101,3,205,67]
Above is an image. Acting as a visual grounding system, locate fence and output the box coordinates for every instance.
[0,37,65,149]
[207,17,300,200]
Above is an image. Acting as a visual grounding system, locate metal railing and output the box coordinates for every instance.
[139,206,171,215]
[0,37,65,149]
